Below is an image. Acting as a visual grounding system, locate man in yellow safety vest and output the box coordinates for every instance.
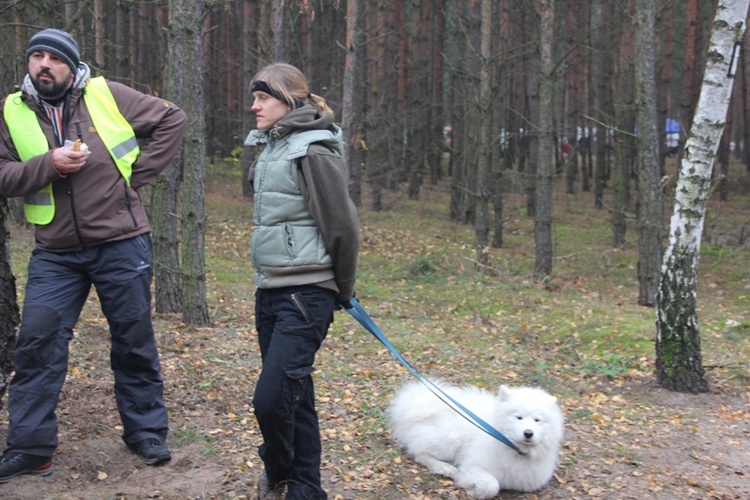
[0,28,187,484]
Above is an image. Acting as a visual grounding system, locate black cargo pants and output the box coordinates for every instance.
[4,234,168,458]
[253,285,335,500]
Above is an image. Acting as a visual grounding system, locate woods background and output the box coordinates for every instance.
[0,4,748,497]
[3,1,744,210]
[1,1,748,391]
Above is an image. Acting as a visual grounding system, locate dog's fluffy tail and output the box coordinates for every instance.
[388,381,446,423]
[388,381,468,466]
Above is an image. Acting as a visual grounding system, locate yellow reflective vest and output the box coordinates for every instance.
[2,77,139,225]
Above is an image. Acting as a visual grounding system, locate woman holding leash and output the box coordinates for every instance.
[244,63,359,500]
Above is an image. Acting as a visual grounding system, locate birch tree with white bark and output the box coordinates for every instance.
[656,0,750,393]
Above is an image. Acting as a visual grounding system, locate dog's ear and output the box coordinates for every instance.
[498,385,512,400]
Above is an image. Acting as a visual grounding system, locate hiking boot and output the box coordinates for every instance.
[126,438,171,465]
[0,452,53,484]
[257,473,285,499]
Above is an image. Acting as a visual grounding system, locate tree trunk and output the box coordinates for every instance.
[115,1,130,79]
[635,0,662,307]
[170,0,210,326]
[717,98,732,201]
[342,0,361,206]
[534,0,554,278]
[152,0,188,315]
[590,2,607,210]
[612,1,635,249]
[524,4,539,219]
[428,0,445,187]
[564,0,580,196]
[93,0,105,72]
[241,1,256,199]
[272,0,286,60]
[151,156,183,314]
[0,196,19,408]
[578,2,591,195]
[474,0,492,268]
[491,0,511,249]
[679,0,701,149]
[258,0,272,66]
[657,0,674,172]
[742,24,750,172]
[396,1,409,191]
[138,3,150,86]
[128,0,138,85]
[656,0,750,393]
[446,0,464,222]
[407,0,433,202]
[366,0,390,211]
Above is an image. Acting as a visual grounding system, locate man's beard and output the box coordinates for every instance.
[31,70,73,99]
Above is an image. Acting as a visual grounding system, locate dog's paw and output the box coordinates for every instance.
[455,470,500,500]
[465,482,501,499]
[413,454,459,479]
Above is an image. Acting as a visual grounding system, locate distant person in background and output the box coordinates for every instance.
[0,28,187,484]
[245,63,359,500]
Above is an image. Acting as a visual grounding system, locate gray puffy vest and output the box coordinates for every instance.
[246,126,344,288]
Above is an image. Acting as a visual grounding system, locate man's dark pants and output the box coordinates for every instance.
[253,285,335,500]
[4,234,168,458]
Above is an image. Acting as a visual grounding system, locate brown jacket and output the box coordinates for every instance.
[0,77,187,252]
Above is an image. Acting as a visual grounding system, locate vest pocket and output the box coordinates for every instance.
[284,222,295,257]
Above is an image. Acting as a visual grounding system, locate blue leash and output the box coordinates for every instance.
[346,298,525,455]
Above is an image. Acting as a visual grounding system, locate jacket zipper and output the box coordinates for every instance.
[124,183,137,226]
[69,122,85,246]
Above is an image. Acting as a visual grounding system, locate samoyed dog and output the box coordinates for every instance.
[388,381,564,499]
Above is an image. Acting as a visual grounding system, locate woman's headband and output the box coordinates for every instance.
[251,80,304,108]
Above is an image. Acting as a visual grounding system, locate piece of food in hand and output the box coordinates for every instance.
[72,139,89,153]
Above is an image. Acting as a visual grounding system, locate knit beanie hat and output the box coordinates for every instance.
[26,29,80,72]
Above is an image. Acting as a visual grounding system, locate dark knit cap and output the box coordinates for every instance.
[26,29,80,72]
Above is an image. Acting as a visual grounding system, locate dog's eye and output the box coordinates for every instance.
[535,418,541,422]
[516,416,522,420]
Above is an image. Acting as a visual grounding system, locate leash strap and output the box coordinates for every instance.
[346,298,524,455]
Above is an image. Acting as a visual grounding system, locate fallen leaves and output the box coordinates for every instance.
[8,174,748,499]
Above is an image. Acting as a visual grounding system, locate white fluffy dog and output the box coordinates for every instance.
[388,381,564,499]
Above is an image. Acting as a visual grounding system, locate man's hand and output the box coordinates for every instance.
[51,147,88,176]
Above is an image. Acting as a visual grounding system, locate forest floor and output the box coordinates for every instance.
[1,158,749,499]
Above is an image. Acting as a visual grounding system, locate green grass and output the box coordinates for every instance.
[4,158,748,498]
[344,168,750,393]
[171,426,212,448]
[8,159,748,394]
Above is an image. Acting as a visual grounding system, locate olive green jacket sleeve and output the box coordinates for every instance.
[299,143,360,302]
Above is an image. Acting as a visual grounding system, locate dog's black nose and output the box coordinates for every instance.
[524,430,534,440]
